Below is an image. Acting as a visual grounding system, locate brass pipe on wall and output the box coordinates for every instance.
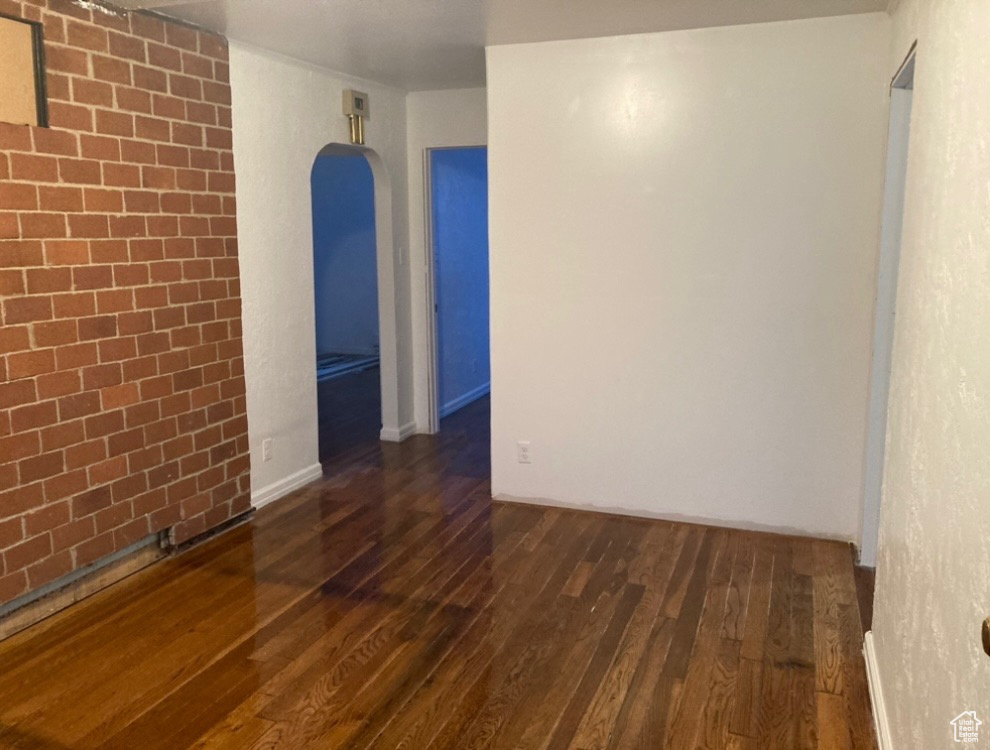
[348,115,366,145]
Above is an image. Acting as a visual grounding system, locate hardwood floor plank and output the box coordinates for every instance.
[250,549,488,748]
[729,657,763,739]
[561,560,596,598]
[792,538,815,578]
[541,583,645,750]
[193,715,274,750]
[659,528,716,679]
[723,535,755,641]
[205,501,502,744]
[565,525,683,750]
[454,521,646,750]
[740,538,775,661]
[328,525,534,748]
[480,525,651,749]
[812,542,845,696]
[257,523,492,724]
[727,732,759,750]
[837,603,879,750]
[790,566,819,749]
[756,539,795,750]
[660,526,706,619]
[665,530,734,748]
[817,691,853,750]
[601,615,674,750]
[695,638,743,749]
[420,514,602,750]
[88,497,465,744]
[618,528,717,749]
[309,508,544,750]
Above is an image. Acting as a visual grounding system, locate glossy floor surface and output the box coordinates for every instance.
[0,398,876,749]
[317,366,381,464]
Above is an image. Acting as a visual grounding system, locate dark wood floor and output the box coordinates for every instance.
[853,566,875,633]
[0,397,876,749]
[317,366,382,464]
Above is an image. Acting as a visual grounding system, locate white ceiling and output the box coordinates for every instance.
[115,0,887,91]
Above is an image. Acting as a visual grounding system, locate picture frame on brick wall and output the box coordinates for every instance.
[0,12,49,128]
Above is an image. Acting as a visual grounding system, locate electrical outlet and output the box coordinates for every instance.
[262,438,273,462]
[517,441,531,464]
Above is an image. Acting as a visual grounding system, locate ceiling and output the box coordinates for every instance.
[112,0,888,91]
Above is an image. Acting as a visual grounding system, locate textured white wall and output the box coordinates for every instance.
[487,14,890,540]
[229,42,412,502]
[406,89,488,431]
[872,0,990,745]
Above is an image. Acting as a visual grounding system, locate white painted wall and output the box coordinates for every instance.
[406,88,488,431]
[229,41,412,503]
[487,14,890,540]
[871,0,990,745]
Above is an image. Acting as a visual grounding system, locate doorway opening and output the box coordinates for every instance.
[426,146,491,432]
[861,46,916,567]
[311,149,380,463]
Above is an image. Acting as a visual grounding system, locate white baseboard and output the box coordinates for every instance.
[493,493,856,545]
[251,463,323,510]
[864,631,892,750]
[380,421,417,443]
[440,382,490,418]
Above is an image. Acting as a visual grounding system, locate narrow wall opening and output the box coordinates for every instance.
[308,143,401,464]
[861,48,915,567]
[312,151,381,463]
[426,146,491,432]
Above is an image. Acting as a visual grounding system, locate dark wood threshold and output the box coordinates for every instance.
[854,564,876,632]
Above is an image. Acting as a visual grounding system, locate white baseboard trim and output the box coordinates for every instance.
[251,463,324,510]
[440,382,490,419]
[380,421,417,443]
[492,493,856,545]
[864,631,892,750]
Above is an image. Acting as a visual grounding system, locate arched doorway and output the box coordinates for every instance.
[311,144,401,461]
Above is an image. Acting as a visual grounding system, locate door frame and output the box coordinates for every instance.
[860,44,916,566]
[423,145,488,433]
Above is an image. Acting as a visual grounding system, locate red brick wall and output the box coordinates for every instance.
[0,0,250,606]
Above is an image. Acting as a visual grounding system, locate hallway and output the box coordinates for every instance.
[0,397,874,749]
[317,366,382,465]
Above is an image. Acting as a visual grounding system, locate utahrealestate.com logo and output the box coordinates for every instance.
[951,711,983,743]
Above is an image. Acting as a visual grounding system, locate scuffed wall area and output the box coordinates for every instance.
[872,0,990,745]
